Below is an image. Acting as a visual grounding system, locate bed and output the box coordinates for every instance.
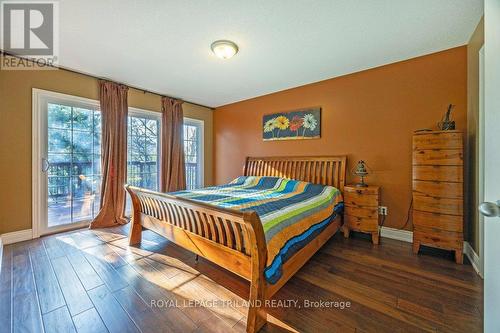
[126,156,346,332]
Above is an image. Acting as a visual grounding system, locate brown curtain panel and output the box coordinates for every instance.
[90,81,129,228]
[161,96,186,192]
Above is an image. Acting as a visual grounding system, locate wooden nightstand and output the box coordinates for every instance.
[342,185,381,244]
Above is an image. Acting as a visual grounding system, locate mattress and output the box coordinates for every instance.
[173,176,344,284]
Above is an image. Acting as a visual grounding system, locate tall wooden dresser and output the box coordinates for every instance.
[412,130,464,264]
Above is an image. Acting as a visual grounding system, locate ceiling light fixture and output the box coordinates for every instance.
[211,40,238,59]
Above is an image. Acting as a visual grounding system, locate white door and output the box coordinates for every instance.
[33,89,102,236]
[481,1,500,331]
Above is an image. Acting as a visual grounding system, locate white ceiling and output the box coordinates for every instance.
[59,0,483,108]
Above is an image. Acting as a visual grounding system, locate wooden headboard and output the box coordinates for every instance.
[243,156,347,191]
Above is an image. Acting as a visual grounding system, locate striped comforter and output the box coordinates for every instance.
[172,176,344,284]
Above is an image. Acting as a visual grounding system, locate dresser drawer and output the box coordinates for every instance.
[344,206,378,219]
[413,180,463,199]
[413,210,463,232]
[413,149,463,166]
[344,215,378,232]
[344,192,378,207]
[413,132,462,150]
[413,227,463,250]
[413,194,463,215]
[413,165,463,182]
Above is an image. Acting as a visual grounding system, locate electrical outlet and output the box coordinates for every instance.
[379,206,388,216]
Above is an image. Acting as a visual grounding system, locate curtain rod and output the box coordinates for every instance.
[0,50,214,110]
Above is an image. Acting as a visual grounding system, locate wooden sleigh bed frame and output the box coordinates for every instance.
[126,156,346,332]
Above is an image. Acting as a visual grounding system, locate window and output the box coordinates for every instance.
[184,118,204,189]
[46,101,102,227]
[126,108,161,214]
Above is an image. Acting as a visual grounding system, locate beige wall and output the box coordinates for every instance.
[466,17,484,252]
[0,56,213,234]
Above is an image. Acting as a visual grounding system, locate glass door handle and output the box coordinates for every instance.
[479,201,500,217]
[41,158,50,173]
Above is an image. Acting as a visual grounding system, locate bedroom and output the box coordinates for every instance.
[0,1,498,332]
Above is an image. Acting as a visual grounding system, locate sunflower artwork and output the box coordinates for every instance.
[263,107,321,141]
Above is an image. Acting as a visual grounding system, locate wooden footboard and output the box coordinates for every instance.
[125,155,347,332]
[125,185,268,332]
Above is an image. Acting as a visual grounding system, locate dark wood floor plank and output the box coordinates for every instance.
[0,245,13,333]
[85,244,128,269]
[51,256,94,316]
[87,285,140,333]
[13,292,45,333]
[113,286,175,333]
[12,252,36,296]
[31,253,66,314]
[67,251,104,290]
[12,250,44,333]
[107,243,143,264]
[28,238,48,258]
[43,306,76,333]
[72,308,109,333]
[88,228,127,243]
[116,263,198,332]
[83,250,129,292]
[69,231,105,249]
[43,235,74,259]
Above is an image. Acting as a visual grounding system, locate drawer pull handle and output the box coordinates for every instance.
[356,190,362,194]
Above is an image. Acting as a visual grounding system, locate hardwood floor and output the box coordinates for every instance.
[0,226,482,333]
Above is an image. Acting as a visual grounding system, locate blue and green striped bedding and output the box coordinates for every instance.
[173,176,344,284]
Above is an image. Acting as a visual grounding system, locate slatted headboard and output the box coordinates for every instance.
[243,156,347,191]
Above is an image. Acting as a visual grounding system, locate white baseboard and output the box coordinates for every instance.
[380,226,413,243]
[464,241,482,277]
[1,229,33,245]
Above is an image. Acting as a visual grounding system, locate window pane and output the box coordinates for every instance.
[126,114,160,215]
[146,119,158,136]
[183,121,203,190]
[73,107,93,131]
[48,103,71,129]
[73,131,93,154]
[48,129,71,153]
[47,104,102,228]
[146,137,157,155]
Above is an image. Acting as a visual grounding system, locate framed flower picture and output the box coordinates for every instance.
[262,107,321,141]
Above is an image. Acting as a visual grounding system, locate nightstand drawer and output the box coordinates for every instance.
[413,210,463,232]
[413,194,463,215]
[344,192,378,207]
[413,149,463,166]
[413,227,463,250]
[344,206,378,219]
[413,180,463,199]
[344,215,378,232]
[343,186,380,196]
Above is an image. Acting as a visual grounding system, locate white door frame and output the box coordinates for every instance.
[32,88,101,238]
[484,0,500,330]
[478,45,485,277]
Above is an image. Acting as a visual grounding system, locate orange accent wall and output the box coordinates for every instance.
[214,46,467,230]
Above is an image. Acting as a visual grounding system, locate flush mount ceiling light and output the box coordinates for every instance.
[211,40,239,59]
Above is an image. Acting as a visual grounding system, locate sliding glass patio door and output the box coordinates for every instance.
[33,89,102,236]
